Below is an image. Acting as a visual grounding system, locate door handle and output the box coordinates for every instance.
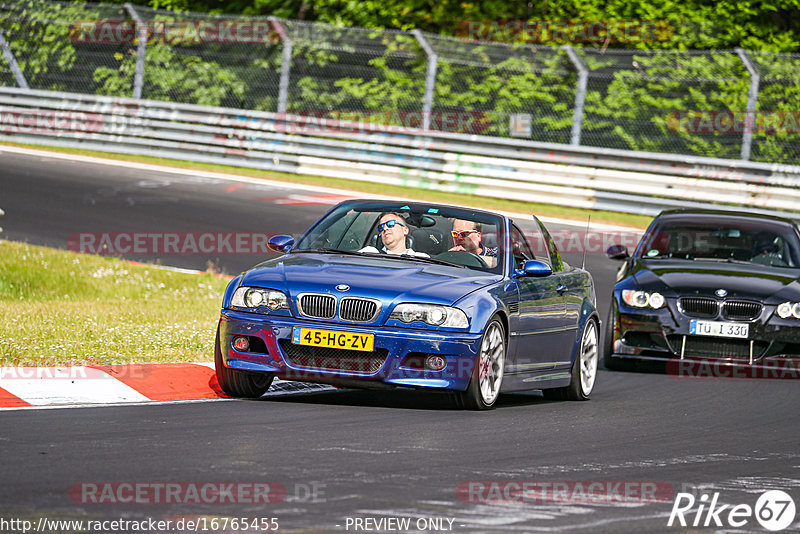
[557,284,567,295]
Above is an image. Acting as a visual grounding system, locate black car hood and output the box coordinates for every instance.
[632,259,800,301]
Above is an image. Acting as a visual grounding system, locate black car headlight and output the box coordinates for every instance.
[231,287,288,311]
[389,303,469,328]
[622,290,665,309]
[776,302,800,320]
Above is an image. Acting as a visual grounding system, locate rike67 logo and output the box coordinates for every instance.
[668,490,796,531]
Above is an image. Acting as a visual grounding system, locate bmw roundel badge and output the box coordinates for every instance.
[335,284,350,292]
[715,288,728,297]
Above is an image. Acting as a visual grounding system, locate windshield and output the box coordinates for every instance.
[638,217,800,268]
[292,201,505,273]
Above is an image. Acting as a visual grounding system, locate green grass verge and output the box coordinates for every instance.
[1,141,651,229]
[0,240,229,366]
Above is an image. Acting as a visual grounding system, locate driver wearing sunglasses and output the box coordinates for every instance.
[359,212,429,257]
[449,219,498,266]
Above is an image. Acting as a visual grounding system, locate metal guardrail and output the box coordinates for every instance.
[3,1,800,165]
[1,87,799,219]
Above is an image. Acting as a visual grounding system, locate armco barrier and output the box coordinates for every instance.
[1,87,799,219]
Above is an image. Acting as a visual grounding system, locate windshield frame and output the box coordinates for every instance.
[636,213,800,269]
[291,200,507,274]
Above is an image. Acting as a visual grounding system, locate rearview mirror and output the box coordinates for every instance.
[268,234,295,253]
[606,244,629,260]
[513,259,553,278]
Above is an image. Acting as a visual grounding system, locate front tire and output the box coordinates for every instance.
[459,319,506,410]
[215,327,274,398]
[543,319,598,401]
[603,302,635,372]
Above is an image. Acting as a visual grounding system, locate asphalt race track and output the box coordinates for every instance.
[1,147,799,533]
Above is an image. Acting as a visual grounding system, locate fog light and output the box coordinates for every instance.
[232,336,250,352]
[425,355,446,371]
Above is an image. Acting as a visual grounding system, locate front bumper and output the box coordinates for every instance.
[608,298,800,365]
[219,310,483,391]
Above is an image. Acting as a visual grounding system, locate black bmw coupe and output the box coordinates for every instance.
[604,209,800,372]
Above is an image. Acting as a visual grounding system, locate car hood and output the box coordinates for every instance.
[632,259,800,301]
[240,253,503,306]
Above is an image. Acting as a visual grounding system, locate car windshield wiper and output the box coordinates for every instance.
[692,257,753,265]
[293,248,372,257]
[388,255,467,268]
[295,248,467,268]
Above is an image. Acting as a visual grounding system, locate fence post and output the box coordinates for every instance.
[0,30,29,90]
[736,48,760,161]
[268,17,292,114]
[411,29,438,132]
[125,3,147,99]
[562,45,588,146]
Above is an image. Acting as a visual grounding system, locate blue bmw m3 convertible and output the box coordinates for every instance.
[215,200,599,409]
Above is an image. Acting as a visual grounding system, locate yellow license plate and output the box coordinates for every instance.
[291,327,374,352]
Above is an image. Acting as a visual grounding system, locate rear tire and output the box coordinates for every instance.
[215,327,274,398]
[543,319,598,401]
[458,319,506,410]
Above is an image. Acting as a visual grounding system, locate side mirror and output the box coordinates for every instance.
[268,234,295,253]
[606,244,629,260]
[513,259,553,278]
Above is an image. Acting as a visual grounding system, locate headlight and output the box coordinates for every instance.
[622,290,665,309]
[776,302,800,319]
[389,304,469,328]
[231,287,288,312]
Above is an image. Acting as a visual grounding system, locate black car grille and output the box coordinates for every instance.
[279,340,388,374]
[679,297,718,318]
[667,335,768,361]
[722,300,763,321]
[339,297,380,322]
[298,294,336,319]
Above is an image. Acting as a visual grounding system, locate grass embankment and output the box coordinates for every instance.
[0,241,230,366]
[1,142,652,229]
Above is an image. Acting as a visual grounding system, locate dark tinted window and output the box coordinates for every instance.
[639,217,800,268]
[293,201,505,273]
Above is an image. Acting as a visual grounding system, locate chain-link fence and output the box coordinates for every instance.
[2,0,799,164]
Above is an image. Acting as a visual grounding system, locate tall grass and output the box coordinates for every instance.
[0,241,231,366]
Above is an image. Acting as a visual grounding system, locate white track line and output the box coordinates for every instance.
[0,367,150,405]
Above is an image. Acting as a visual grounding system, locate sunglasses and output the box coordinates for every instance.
[451,230,478,239]
[378,220,406,232]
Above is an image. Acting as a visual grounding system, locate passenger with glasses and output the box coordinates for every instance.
[359,212,429,257]
[449,219,498,267]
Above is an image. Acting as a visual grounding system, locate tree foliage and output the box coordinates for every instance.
[124,0,800,53]
[1,0,799,163]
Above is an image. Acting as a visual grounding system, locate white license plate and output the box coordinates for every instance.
[689,320,749,339]
[291,327,374,352]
